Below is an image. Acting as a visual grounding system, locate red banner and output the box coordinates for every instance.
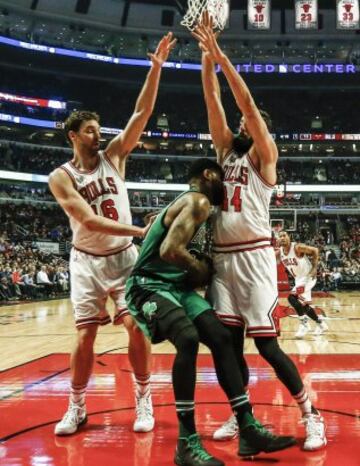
[337,0,360,29]
[248,0,271,30]
[295,0,318,29]
[0,92,66,109]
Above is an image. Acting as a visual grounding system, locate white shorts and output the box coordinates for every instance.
[70,244,138,328]
[208,247,279,337]
[291,277,316,304]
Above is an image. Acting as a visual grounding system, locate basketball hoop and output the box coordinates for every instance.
[270,219,284,240]
[181,0,229,31]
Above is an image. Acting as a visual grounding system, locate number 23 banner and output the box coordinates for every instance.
[295,0,318,29]
[337,0,359,29]
[248,0,271,30]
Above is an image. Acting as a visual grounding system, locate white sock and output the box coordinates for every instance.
[69,383,87,408]
[294,388,312,416]
[134,373,151,398]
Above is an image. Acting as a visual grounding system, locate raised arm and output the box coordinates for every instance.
[105,33,177,177]
[201,53,233,163]
[193,12,277,183]
[49,169,149,238]
[295,244,319,278]
[159,194,213,287]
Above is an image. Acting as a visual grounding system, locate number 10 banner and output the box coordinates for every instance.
[337,0,360,29]
[295,0,318,29]
[248,0,271,30]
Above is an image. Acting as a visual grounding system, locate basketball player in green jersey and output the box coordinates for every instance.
[126,158,296,466]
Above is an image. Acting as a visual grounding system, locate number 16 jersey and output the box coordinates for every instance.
[61,151,132,255]
[212,151,274,253]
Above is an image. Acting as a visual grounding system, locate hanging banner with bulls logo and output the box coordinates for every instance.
[337,0,359,29]
[295,0,318,29]
[247,0,271,30]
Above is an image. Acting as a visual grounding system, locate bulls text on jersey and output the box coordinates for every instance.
[78,177,118,204]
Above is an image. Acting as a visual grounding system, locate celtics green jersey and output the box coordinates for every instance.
[131,190,207,285]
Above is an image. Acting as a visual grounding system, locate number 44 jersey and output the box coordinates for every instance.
[212,151,274,253]
[61,151,132,255]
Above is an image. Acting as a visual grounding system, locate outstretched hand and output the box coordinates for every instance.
[148,32,177,67]
[192,11,225,63]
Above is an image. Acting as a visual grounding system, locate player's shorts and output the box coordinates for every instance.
[70,243,138,328]
[125,275,212,343]
[291,277,317,304]
[207,246,279,337]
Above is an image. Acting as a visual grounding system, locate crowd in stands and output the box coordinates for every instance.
[2,65,360,133]
[0,183,53,202]
[0,234,69,303]
[276,160,360,185]
[0,196,358,305]
[291,219,360,290]
[0,202,71,242]
[1,141,359,187]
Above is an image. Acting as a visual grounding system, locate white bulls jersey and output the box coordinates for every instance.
[60,151,132,255]
[280,242,312,279]
[212,151,274,253]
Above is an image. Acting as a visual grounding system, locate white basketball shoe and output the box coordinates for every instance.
[313,319,329,335]
[133,394,155,432]
[303,413,327,451]
[295,318,311,339]
[55,403,87,436]
[213,415,239,441]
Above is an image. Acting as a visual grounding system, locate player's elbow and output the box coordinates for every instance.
[160,243,177,263]
[82,215,99,231]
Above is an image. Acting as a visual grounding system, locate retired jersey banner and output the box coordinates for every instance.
[295,0,318,29]
[337,0,360,29]
[248,0,271,30]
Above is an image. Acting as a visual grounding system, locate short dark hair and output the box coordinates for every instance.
[187,158,224,182]
[259,109,272,131]
[64,110,100,145]
[279,230,290,237]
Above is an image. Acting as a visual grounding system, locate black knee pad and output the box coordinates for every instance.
[172,324,200,356]
[194,310,232,349]
[288,294,305,316]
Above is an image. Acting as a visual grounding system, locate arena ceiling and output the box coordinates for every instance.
[0,1,358,69]
[118,1,339,9]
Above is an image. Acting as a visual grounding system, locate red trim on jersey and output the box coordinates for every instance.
[247,324,276,330]
[69,155,100,174]
[246,298,279,336]
[216,316,245,328]
[213,244,272,254]
[213,237,272,247]
[103,152,125,180]
[59,165,77,188]
[246,154,276,188]
[114,308,130,323]
[246,331,278,337]
[73,242,133,257]
[222,148,237,164]
[216,313,245,322]
[76,315,112,328]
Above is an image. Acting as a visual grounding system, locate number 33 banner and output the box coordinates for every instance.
[337,0,359,29]
[295,0,318,29]
[247,0,271,30]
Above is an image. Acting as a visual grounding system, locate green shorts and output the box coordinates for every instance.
[125,275,212,343]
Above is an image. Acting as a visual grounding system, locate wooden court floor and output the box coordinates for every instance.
[1,291,360,465]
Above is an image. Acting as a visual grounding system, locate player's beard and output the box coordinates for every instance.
[233,133,253,155]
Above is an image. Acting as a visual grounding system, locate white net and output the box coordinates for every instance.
[181,0,229,31]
